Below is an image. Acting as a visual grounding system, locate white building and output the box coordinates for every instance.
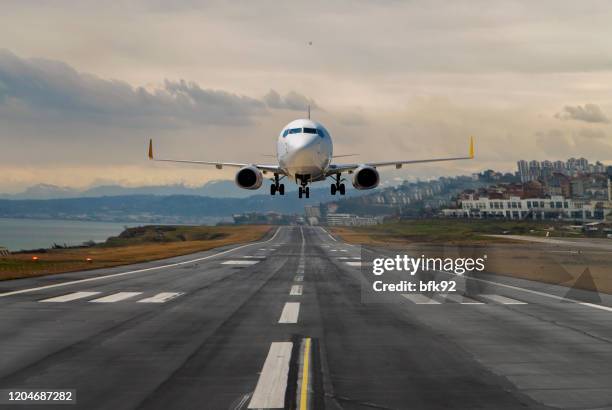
[326,213,382,226]
[442,195,607,221]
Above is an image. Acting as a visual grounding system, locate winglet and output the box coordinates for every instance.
[148,139,154,160]
[469,136,475,159]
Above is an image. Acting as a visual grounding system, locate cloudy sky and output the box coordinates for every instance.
[1,0,612,192]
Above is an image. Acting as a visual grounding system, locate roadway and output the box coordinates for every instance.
[0,226,611,409]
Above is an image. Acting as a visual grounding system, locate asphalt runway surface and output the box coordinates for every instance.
[1,226,612,410]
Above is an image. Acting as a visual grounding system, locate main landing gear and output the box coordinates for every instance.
[330,173,346,195]
[270,174,285,196]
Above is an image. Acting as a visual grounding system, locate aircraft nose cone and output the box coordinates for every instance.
[289,134,319,151]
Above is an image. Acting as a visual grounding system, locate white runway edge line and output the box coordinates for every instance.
[248,342,293,409]
[0,227,282,298]
[137,292,184,303]
[278,302,300,323]
[319,226,337,242]
[40,291,100,303]
[90,292,142,303]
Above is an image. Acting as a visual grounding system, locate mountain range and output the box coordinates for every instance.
[0,180,257,200]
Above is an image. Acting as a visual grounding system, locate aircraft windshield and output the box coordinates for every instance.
[303,128,317,134]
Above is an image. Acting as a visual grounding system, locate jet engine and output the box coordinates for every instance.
[235,166,263,190]
[352,165,380,190]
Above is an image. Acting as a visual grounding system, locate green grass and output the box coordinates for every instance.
[337,219,575,243]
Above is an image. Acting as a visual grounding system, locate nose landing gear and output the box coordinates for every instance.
[298,186,310,199]
[330,173,346,195]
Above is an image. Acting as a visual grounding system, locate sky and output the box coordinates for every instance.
[1,0,612,193]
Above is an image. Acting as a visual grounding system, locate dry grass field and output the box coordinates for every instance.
[0,225,272,281]
[333,221,612,295]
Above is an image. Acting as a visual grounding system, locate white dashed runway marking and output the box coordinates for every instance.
[294,275,304,282]
[40,291,101,303]
[248,342,293,409]
[90,292,142,303]
[221,260,259,265]
[137,292,184,303]
[290,285,303,296]
[278,302,300,323]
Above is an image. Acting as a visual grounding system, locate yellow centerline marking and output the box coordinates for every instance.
[300,338,311,410]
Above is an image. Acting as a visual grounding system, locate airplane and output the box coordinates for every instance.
[147,113,474,199]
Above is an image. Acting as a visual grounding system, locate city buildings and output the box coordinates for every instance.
[442,194,607,221]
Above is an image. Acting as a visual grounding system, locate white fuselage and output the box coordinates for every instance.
[277,119,333,182]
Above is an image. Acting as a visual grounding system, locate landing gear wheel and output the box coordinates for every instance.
[298,187,303,198]
[339,183,346,195]
[305,187,310,199]
[331,184,337,195]
[279,184,285,195]
[270,184,277,195]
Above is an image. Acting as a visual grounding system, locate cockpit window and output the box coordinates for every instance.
[303,127,317,134]
[282,129,289,137]
[288,128,302,134]
[316,129,326,138]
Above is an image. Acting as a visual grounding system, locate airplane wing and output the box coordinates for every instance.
[148,139,285,174]
[326,136,474,175]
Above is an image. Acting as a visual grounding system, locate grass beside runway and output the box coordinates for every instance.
[0,225,272,281]
[333,220,612,294]
[331,219,585,245]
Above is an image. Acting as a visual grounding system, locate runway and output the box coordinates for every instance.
[1,226,612,409]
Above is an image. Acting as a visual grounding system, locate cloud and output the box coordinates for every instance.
[262,89,318,111]
[555,104,610,123]
[0,50,271,128]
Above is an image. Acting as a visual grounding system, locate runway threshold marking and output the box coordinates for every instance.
[294,275,304,282]
[40,291,100,303]
[0,227,282,298]
[290,285,303,296]
[278,302,300,323]
[137,292,183,303]
[90,292,142,303]
[443,294,484,304]
[299,338,311,410]
[401,294,440,304]
[480,294,526,305]
[248,342,293,409]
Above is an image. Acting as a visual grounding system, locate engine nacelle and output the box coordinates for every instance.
[235,166,263,190]
[352,165,380,190]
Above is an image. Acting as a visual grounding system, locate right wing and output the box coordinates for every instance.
[148,139,284,174]
[327,136,474,175]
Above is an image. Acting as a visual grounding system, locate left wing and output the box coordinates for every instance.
[148,139,284,174]
[326,136,474,175]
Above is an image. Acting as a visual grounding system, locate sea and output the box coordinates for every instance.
[0,218,143,251]
[0,217,232,251]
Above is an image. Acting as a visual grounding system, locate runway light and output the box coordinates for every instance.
[32,256,39,261]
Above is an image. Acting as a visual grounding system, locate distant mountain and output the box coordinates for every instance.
[0,180,258,200]
[0,185,368,223]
